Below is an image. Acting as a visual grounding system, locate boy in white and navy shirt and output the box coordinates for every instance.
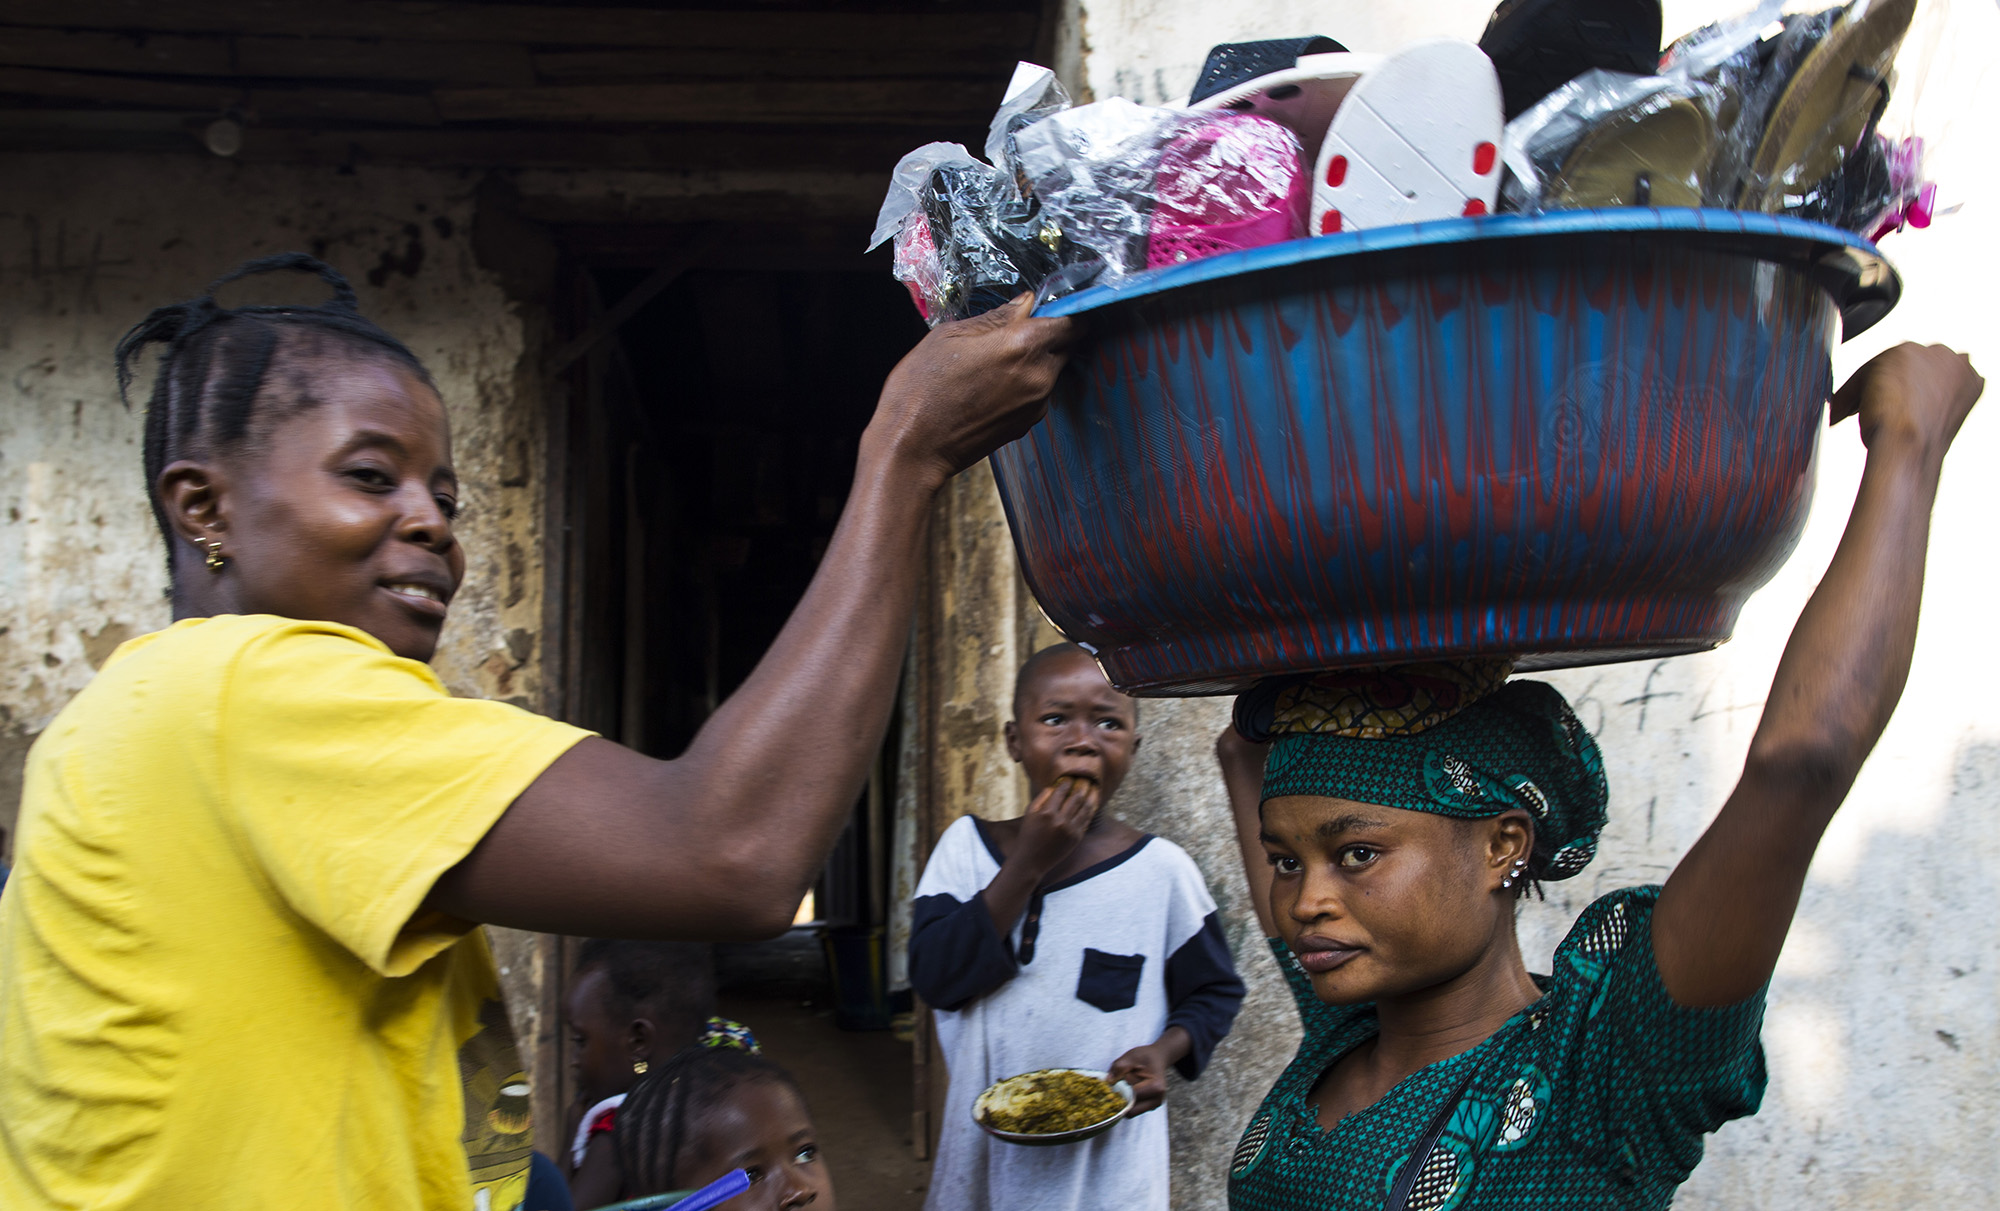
[910,644,1244,1211]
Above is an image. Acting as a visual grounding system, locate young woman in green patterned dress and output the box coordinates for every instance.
[1214,343,1982,1210]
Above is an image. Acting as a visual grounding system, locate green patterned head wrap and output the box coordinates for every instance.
[1236,665,1608,882]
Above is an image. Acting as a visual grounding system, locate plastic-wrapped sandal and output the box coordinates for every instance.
[920,161,1061,323]
[1144,116,1310,268]
[1548,91,1716,208]
[1734,0,1918,211]
[1478,0,1663,119]
[1187,40,1381,165]
[1309,38,1504,233]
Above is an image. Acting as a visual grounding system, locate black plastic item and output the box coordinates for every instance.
[1479,0,1664,119]
[1189,36,1348,105]
[1788,131,1897,233]
[921,162,1062,323]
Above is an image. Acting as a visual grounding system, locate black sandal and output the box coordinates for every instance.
[1478,0,1664,119]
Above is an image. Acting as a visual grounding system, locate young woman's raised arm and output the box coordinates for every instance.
[428,298,1074,939]
[1216,728,1280,939]
[1653,343,1984,1007]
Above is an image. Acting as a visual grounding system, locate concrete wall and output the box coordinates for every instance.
[0,151,559,1061]
[1066,1,2000,1206]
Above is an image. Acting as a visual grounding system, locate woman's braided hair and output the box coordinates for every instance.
[615,1044,802,1197]
[113,253,434,568]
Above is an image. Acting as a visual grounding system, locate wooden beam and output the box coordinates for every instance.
[435,78,996,125]
[0,6,1039,52]
[0,65,239,109]
[0,27,233,76]
[0,67,442,124]
[235,36,535,86]
[247,85,440,126]
[529,48,1026,82]
[0,113,989,172]
[552,224,886,274]
[0,27,538,87]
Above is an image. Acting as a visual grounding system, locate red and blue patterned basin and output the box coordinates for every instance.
[991,210,1899,695]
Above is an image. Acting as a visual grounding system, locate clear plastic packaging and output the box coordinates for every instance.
[867,140,1065,326]
[1501,0,1780,212]
[1146,115,1311,267]
[1015,98,1308,281]
[869,66,1093,325]
[870,142,986,325]
[1750,0,1950,238]
[987,62,1072,188]
[1505,0,1946,239]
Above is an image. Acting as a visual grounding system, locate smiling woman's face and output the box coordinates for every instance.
[1259,795,1513,1005]
[163,355,465,663]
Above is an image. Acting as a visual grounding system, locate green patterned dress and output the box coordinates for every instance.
[1227,887,1767,1210]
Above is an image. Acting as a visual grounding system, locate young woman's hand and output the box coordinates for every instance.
[1011,775,1099,881]
[1831,342,1985,454]
[866,295,1076,490]
[1215,726,1270,801]
[1109,1027,1192,1116]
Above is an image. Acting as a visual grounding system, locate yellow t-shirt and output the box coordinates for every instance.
[0,615,593,1210]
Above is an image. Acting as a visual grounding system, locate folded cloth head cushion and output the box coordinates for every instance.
[1233,659,1516,742]
[1242,666,1608,882]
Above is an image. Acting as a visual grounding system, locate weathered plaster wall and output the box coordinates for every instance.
[0,151,556,1066]
[1066,2,2000,1206]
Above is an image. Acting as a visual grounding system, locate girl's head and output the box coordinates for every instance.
[565,940,717,1108]
[1005,643,1141,802]
[1238,668,1607,1006]
[616,1047,833,1211]
[117,254,459,662]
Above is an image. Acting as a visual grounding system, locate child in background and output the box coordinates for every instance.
[613,1046,834,1210]
[909,644,1246,1211]
[565,941,756,1209]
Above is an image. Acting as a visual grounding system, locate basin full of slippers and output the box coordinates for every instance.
[871,0,1939,327]
[870,0,1947,693]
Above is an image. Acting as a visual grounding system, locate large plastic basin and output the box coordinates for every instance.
[990,210,1899,695]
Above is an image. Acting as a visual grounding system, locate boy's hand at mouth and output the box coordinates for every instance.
[1013,775,1100,880]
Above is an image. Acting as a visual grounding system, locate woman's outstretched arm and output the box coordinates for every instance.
[1653,343,1984,1007]
[428,298,1074,939]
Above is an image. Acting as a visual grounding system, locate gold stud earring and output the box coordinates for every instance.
[632,1059,648,1076]
[202,539,227,574]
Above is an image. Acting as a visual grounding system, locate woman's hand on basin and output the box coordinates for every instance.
[1831,342,1984,459]
[866,294,1077,492]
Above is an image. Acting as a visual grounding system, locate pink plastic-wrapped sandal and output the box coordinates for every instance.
[1144,114,1310,270]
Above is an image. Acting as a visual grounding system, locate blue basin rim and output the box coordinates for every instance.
[1035,208,1899,339]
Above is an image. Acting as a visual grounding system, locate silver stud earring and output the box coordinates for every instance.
[1499,857,1529,890]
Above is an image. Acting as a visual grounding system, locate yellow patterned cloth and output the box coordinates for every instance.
[1236,659,1516,742]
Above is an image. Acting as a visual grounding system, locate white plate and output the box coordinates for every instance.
[974,1068,1136,1147]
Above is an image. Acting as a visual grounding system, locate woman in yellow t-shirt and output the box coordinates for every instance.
[0,254,1072,1211]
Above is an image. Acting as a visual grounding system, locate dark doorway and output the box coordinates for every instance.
[551,233,933,1207]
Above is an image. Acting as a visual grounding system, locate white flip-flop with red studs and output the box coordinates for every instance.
[1310,38,1504,235]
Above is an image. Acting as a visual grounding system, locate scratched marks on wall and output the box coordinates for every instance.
[0,216,131,317]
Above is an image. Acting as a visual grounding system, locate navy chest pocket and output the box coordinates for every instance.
[1076,948,1145,1012]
